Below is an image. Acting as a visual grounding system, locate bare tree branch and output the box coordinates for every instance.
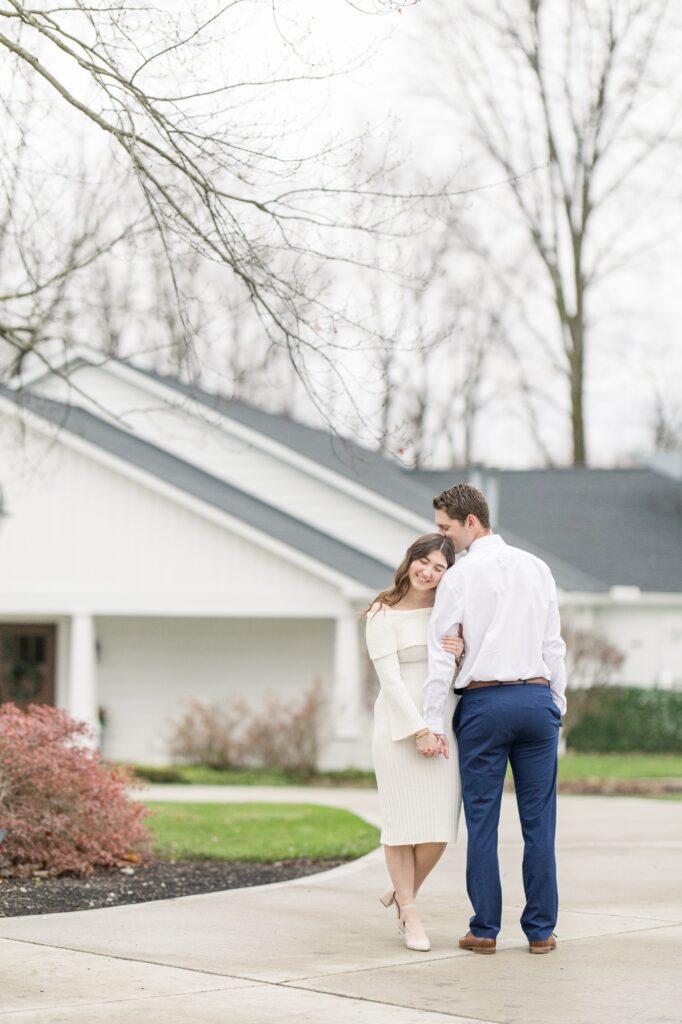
[419,0,679,465]
[0,0,458,423]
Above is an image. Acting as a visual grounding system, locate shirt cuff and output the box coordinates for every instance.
[552,694,567,715]
[423,716,445,735]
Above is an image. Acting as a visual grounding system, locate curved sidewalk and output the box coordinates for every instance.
[0,790,680,1024]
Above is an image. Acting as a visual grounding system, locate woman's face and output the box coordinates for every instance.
[407,549,449,592]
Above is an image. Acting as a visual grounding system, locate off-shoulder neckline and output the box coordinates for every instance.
[376,605,433,613]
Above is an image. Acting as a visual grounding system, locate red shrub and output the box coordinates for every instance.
[0,704,150,879]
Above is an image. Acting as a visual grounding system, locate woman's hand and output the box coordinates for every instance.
[416,731,440,757]
[441,634,464,661]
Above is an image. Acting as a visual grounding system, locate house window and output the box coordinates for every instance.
[0,624,56,708]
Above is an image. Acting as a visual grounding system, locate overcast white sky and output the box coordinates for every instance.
[290,1,682,468]
[5,0,681,469]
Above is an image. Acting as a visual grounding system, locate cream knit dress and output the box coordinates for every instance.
[366,606,461,846]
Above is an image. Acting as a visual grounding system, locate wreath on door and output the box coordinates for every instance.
[3,659,44,701]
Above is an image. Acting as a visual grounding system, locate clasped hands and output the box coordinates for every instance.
[416,630,463,760]
[416,731,449,759]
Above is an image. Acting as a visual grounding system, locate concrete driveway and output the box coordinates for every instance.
[0,789,680,1024]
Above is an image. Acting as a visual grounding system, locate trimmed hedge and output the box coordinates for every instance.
[565,686,682,754]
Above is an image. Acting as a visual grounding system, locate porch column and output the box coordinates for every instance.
[68,613,100,746]
[331,612,362,740]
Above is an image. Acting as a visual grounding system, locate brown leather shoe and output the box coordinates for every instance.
[529,934,557,954]
[459,931,496,954]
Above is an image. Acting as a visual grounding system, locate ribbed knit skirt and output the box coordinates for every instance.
[372,648,461,845]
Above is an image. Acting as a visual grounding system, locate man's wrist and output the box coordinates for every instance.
[424,721,444,735]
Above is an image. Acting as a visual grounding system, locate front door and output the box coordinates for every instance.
[0,624,56,709]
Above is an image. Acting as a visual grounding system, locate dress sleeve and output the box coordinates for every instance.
[365,607,396,660]
[366,610,428,741]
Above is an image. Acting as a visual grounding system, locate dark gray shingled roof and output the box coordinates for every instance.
[0,387,394,591]
[7,357,682,594]
[129,364,682,593]
[135,366,434,514]
[132,367,639,592]
[414,468,682,594]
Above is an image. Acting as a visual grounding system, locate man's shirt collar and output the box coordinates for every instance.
[466,533,504,557]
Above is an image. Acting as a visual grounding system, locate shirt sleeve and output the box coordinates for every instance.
[366,611,428,741]
[542,571,568,715]
[423,568,464,734]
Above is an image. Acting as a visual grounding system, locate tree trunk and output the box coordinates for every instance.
[569,319,586,466]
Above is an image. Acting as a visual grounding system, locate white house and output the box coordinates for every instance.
[1,348,680,768]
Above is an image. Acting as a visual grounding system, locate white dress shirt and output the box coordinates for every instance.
[423,534,567,734]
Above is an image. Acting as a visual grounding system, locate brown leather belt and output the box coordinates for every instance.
[466,677,549,691]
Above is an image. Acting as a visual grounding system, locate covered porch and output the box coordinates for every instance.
[0,604,372,770]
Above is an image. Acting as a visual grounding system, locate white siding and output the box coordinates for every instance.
[34,363,429,567]
[562,600,682,690]
[593,604,682,689]
[0,413,347,617]
[96,616,335,764]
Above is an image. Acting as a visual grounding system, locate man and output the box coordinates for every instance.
[420,483,567,955]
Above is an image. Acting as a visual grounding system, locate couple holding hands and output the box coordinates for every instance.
[366,483,567,955]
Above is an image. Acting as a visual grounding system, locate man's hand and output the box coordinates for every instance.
[416,731,440,757]
[436,734,449,759]
[441,634,465,661]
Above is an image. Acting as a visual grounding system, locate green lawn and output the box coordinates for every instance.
[132,753,682,789]
[557,753,682,780]
[146,801,380,861]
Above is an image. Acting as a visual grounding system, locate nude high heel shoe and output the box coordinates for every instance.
[397,902,431,952]
[379,887,395,908]
[379,888,405,933]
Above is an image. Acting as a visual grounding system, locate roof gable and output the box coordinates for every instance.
[16,348,431,529]
[10,350,681,595]
[0,386,392,594]
[134,365,433,515]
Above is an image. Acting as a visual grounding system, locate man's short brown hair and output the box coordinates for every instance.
[433,483,491,528]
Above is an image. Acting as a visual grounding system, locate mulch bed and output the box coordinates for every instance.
[557,779,682,796]
[0,858,349,918]
[3,779,678,920]
[504,778,682,796]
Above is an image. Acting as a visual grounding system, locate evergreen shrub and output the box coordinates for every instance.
[564,686,682,753]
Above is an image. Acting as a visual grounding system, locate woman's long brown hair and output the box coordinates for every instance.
[364,534,455,616]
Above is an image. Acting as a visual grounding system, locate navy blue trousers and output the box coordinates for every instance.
[454,683,560,940]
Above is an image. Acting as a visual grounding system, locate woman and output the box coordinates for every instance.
[366,533,463,952]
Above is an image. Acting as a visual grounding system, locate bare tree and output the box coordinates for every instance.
[0,0,445,419]
[0,78,134,382]
[562,623,624,687]
[364,215,505,468]
[401,293,504,468]
[419,0,681,465]
[651,387,682,453]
